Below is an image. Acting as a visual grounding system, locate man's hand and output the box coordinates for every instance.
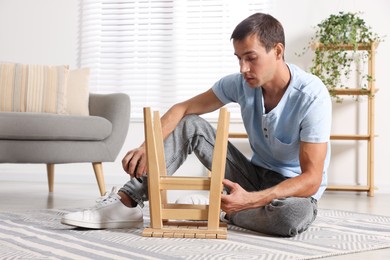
[122,146,147,178]
[221,179,254,214]
[221,179,277,215]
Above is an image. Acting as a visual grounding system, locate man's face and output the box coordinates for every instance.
[233,34,277,88]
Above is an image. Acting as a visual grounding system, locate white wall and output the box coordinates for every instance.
[0,0,389,194]
[0,0,78,66]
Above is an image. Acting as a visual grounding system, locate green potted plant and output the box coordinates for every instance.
[304,12,383,101]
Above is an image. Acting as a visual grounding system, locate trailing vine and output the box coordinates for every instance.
[300,12,383,102]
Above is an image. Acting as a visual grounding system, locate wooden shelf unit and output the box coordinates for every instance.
[315,42,378,196]
[229,42,378,196]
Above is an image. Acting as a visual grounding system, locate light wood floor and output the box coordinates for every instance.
[1,181,389,259]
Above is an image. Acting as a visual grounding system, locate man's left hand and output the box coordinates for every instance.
[221,179,253,214]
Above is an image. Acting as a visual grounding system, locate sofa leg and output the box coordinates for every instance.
[47,164,55,193]
[92,162,106,196]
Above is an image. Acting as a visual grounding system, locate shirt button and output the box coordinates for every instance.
[265,134,268,138]
[263,128,267,131]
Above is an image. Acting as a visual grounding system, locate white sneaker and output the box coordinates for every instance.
[61,187,143,229]
[219,210,229,223]
[175,194,210,205]
[175,194,229,223]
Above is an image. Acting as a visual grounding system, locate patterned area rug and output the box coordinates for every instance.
[0,206,389,260]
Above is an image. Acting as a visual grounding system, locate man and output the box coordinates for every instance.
[61,13,331,237]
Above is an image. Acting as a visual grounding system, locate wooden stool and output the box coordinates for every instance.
[142,107,230,239]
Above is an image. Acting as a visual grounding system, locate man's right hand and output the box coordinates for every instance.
[122,145,147,178]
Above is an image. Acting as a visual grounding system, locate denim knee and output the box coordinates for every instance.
[229,197,317,237]
[179,114,213,133]
[265,198,317,237]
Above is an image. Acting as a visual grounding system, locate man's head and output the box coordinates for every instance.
[231,13,285,53]
[231,13,287,88]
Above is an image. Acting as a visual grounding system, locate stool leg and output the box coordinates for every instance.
[208,108,230,229]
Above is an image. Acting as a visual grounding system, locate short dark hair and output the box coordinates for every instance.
[231,13,285,52]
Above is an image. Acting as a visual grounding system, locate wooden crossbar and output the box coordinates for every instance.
[159,176,210,190]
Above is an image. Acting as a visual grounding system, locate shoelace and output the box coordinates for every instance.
[93,187,121,209]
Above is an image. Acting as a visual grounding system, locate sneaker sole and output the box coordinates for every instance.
[61,218,144,229]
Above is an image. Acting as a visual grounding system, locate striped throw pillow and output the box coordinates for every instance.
[0,63,69,114]
[66,68,90,116]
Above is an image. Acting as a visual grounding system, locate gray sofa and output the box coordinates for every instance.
[0,93,130,195]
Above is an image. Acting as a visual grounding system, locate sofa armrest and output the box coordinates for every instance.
[89,93,131,161]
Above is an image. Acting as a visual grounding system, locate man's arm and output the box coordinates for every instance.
[122,88,224,178]
[221,141,327,214]
[159,89,225,141]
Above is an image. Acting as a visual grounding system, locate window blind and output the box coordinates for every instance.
[79,0,271,121]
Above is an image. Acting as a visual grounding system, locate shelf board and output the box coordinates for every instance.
[311,41,378,51]
[229,133,374,141]
[330,134,371,140]
[326,185,370,192]
[330,88,378,96]
[229,133,248,139]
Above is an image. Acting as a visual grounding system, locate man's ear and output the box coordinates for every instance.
[275,43,285,60]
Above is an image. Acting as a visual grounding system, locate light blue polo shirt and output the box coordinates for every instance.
[212,63,332,199]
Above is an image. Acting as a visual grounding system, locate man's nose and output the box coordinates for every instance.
[240,62,250,74]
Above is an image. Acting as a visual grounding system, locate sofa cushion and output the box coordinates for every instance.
[66,68,90,116]
[0,112,112,141]
[0,63,69,114]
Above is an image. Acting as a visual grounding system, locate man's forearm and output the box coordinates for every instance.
[250,173,321,208]
[159,104,187,141]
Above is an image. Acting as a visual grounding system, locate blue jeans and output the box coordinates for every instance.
[119,115,318,237]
